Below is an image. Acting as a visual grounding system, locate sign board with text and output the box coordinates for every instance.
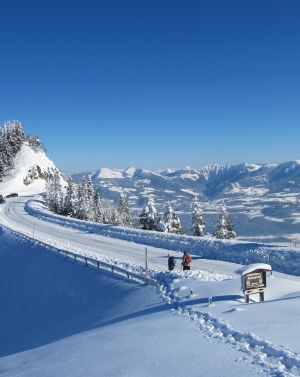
[241,264,272,303]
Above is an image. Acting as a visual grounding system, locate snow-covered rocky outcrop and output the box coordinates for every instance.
[0,142,60,197]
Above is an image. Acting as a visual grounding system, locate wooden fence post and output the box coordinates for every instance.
[145,248,148,270]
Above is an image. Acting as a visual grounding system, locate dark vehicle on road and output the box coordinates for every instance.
[0,195,6,204]
[5,193,18,198]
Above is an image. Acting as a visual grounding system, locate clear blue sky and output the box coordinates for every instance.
[0,0,299,174]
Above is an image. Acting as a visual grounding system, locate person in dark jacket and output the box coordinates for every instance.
[168,254,176,271]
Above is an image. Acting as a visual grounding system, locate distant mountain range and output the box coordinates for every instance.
[1,122,300,246]
[73,161,300,245]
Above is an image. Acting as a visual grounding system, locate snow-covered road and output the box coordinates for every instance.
[0,197,239,276]
[2,197,300,377]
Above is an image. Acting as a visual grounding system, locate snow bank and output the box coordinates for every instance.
[26,196,300,276]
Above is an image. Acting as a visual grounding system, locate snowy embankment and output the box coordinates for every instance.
[27,196,300,276]
[0,228,266,377]
[2,227,300,377]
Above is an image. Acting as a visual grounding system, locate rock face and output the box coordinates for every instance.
[0,142,60,197]
[73,162,300,244]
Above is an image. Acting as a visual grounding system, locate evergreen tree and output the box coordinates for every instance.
[93,190,103,223]
[163,204,182,234]
[101,198,116,224]
[117,193,132,227]
[63,178,78,216]
[2,121,25,155]
[76,178,90,220]
[45,170,63,214]
[156,217,167,232]
[0,121,25,179]
[214,206,236,239]
[27,134,44,152]
[139,197,158,230]
[192,201,205,236]
[85,177,95,221]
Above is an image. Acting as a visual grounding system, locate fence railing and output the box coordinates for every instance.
[60,248,157,286]
[1,223,158,287]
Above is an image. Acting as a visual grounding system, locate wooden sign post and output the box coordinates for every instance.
[145,247,148,270]
[241,263,272,303]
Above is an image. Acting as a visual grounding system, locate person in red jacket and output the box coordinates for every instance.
[182,251,191,271]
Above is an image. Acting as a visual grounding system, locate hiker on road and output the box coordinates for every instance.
[182,251,191,271]
[168,254,176,271]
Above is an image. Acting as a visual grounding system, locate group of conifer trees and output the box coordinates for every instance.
[0,121,43,181]
[0,121,25,180]
[138,197,236,238]
[45,173,236,239]
[45,172,132,226]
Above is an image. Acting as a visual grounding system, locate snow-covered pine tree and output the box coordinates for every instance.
[163,204,182,234]
[45,170,64,214]
[0,121,25,179]
[139,197,158,230]
[156,217,167,232]
[214,206,236,239]
[76,177,90,220]
[85,177,95,221]
[62,178,78,217]
[0,158,5,181]
[27,134,44,152]
[101,198,116,224]
[191,201,205,236]
[2,121,25,155]
[117,193,132,227]
[93,190,103,223]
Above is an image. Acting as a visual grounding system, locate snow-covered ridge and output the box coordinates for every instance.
[75,160,300,194]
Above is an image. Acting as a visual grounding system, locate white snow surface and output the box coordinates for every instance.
[97,167,124,179]
[0,142,57,197]
[241,263,272,275]
[1,198,300,376]
[0,229,268,377]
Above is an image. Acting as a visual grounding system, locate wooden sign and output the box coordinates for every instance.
[241,263,272,303]
[245,271,265,290]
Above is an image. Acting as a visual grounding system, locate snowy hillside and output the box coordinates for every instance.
[0,142,60,197]
[2,217,300,376]
[73,162,300,245]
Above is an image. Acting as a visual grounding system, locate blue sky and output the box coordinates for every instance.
[0,1,299,174]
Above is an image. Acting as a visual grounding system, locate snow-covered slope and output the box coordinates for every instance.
[73,161,300,245]
[2,216,300,376]
[0,142,59,196]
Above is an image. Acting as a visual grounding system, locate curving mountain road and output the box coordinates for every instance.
[0,196,240,276]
